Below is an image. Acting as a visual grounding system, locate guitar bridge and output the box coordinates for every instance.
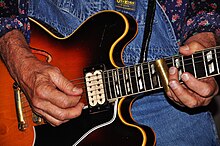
[84,64,110,113]
[13,83,44,131]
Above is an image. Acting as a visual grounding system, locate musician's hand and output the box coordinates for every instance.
[0,30,84,126]
[166,32,219,108]
[19,60,84,126]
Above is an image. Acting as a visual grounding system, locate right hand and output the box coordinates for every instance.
[0,30,84,126]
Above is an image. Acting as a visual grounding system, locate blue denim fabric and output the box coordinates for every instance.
[28,0,220,145]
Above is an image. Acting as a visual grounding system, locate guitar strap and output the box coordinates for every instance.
[139,0,156,63]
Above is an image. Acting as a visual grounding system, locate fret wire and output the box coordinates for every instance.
[103,72,108,101]
[148,62,153,89]
[122,68,128,95]
[202,51,208,77]
[112,70,118,98]
[214,49,220,74]
[134,65,140,92]
[157,74,161,87]
[116,68,122,97]
[172,56,175,66]
[181,55,185,72]
[107,70,113,99]
[128,67,134,94]
[141,64,147,91]
[192,54,197,78]
[80,48,220,101]
[88,53,220,95]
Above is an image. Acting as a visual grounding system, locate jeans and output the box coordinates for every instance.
[28,0,220,145]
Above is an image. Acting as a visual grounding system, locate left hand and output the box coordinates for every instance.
[166,32,219,108]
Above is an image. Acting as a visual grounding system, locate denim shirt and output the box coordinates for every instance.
[28,0,219,145]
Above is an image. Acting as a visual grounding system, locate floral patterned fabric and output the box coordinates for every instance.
[0,0,220,44]
[158,0,220,44]
[0,0,30,42]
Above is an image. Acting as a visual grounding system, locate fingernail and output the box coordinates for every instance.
[169,81,178,89]
[169,67,176,75]
[182,44,189,50]
[72,87,81,93]
[181,74,189,81]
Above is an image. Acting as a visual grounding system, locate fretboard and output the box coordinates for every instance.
[103,46,220,101]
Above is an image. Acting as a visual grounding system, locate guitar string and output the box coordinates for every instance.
[20,50,220,118]
[20,50,220,105]
[20,52,220,106]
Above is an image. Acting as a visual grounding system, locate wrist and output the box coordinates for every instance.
[0,30,37,82]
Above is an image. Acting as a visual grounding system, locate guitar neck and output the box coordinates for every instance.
[103,46,220,101]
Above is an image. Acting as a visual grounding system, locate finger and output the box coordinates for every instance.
[179,42,205,56]
[168,79,213,108]
[166,89,185,107]
[168,79,201,108]
[181,73,217,97]
[34,108,69,126]
[50,69,83,96]
[168,66,179,81]
[34,100,84,124]
[35,82,82,109]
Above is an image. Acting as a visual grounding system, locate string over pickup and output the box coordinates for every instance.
[84,64,110,114]
[154,59,169,92]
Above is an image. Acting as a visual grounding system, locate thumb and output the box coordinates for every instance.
[51,72,83,96]
[179,41,206,56]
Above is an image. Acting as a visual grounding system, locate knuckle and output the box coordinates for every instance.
[49,66,61,75]
[56,111,66,121]
[31,98,41,108]
[60,98,71,108]
[187,100,198,108]
[201,88,212,97]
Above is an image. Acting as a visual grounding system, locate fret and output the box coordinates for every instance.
[140,64,147,90]
[143,62,153,90]
[193,51,206,78]
[129,66,138,94]
[181,55,185,72]
[172,56,183,81]
[105,70,114,99]
[126,67,133,94]
[182,55,196,77]
[192,54,197,78]
[112,69,121,98]
[216,48,220,74]
[118,68,126,96]
[202,51,208,77]
[214,49,220,73]
[147,62,153,89]
[165,56,173,68]
[122,67,134,96]
[134,65,139,92]
[157,72,161,87]
[149,61,160,89]
[203,49,218,76]
[100,47,220,104]
[122,67,128,95]
[134,64,146,92]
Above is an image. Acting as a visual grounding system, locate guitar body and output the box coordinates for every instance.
[0,10,156,146]
[34,97,155,146]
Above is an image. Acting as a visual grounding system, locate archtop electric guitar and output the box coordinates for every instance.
[0,10,220,146]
